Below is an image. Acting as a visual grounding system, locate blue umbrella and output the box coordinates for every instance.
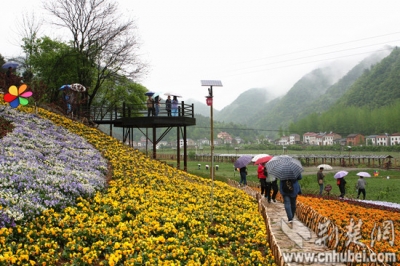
[2,61,19,69]
[234,155,253,169]
[145,91,155,96]
[59,85,71,90]
[152,91,162,99]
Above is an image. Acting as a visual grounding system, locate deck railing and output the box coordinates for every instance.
[68,101,194,123]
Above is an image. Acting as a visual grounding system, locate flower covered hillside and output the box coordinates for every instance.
[0,102,274,265]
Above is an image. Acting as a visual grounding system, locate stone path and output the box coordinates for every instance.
[232,181,347,266]
[259,197,346,266]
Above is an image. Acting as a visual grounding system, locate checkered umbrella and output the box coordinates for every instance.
[70,83,86,92]
[265,155,303,180]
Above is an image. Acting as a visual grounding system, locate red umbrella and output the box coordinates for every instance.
[254,155,273,165]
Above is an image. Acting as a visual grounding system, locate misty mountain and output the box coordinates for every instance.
[288,47,400,135]
[295,49,392,116]
[207,49,391,139]
[336,47,400,109]
[214,88,277,123]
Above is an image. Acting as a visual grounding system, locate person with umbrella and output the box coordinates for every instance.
[257,163,267,197]
[6,67,12,87]
[317,167,325,196]
[356,174,367,200]
[239,166,248,187]
[147,95,154,116]
[265,166,279,203]
[234,155,252,187]
[337,177,347,199]
[154,94,161,116]
[171,96,179,116]
[280,174,302,223]
[165,95,172,116]
[266,155,303,223]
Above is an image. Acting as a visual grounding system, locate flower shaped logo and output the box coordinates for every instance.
[3,84,33,108]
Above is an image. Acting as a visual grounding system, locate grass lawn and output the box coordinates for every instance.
[166,160,400,204]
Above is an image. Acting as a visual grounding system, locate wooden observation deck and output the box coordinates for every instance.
[87,101,196,171]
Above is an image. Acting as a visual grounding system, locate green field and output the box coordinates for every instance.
[165,159,400,204]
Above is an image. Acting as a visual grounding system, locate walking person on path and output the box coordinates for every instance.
[317,167,325,195]
[257,163,267,198]
[356,175,367,199]
[239,166,247,187]
[280,174,302,223]
[337,177,347,199]
[265,168,278,203]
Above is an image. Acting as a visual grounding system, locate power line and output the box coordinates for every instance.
[223,47,394,77]
[232,31,400,65]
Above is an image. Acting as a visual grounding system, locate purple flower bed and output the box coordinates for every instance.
[0,107,107,227]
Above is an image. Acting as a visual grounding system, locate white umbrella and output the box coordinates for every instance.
[334,171,348,179]
[357,172,371,177]
[164,91,182,97]
[317,164,333,170]
[251,154,269,163]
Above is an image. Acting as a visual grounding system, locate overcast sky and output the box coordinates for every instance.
[2,0,400,110]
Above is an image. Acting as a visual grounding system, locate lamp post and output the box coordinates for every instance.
[201,80,223,222]
[348,146,352,166]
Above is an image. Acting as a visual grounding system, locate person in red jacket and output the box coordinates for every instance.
[257,163,267,198]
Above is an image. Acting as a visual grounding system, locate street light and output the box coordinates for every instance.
[201,79,223,222]
[348,146,352,166]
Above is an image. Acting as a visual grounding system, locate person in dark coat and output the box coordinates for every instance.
[239,166,247,186]
[165,95,171,116]
[5,67,12,87]
[280,174,302,223]
[337,177,347,199]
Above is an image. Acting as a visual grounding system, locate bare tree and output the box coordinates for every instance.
[44,0,146,107]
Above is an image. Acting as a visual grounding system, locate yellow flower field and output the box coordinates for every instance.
[0,104,274,265]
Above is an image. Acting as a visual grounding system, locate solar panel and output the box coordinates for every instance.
[200,80,223,86]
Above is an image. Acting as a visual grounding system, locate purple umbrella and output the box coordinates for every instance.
[234,155,253,169]
[334,171,348,179]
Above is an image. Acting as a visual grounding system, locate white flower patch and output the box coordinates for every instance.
[0,106,108,223]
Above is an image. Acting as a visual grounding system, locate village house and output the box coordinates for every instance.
[277,135,290,146]
[303,132,318,145]
[389,133,400,145]
[365,135,377,146]
[217,131,233,144]
[322,132,342,145]
[346,134,365,146]
[375,134,389,146]
[289,134,300,144]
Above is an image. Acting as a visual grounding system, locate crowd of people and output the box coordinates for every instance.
[236,160,369,225]
[147,95,179,117]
